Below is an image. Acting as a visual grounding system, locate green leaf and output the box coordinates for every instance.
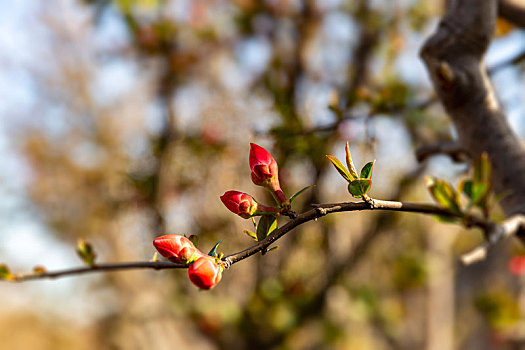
[256,215,278,241]
[266,246,279,253]
[425,177,463,216]
[460,179,473,199]
[0,264,12,281]
[76,239,96,266]
[360,160,376,180]
[208,240,223,257]
[474,153,491,186]
[345,142,359,179]
[326,155,353,182]
[471,153,492,210]
[244,229,258,241]
[348,179,372,198]
[289,185,315,203]
[434,215,458,223]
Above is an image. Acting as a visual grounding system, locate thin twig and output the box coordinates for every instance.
[12,261,186,282]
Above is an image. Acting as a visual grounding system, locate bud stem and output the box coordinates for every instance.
[268,181,289,208]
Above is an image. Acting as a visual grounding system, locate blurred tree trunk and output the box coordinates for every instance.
[421,0,525,223]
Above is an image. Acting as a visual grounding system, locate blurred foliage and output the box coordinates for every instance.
[1,0,525,349]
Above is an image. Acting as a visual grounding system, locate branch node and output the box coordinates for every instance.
[316,207,327,216]
[222,258,232,269]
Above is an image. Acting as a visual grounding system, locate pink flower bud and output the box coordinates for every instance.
[153,234,203,264]
[220,191,258,218]
[249,143,279,186]
[188,256,224,290]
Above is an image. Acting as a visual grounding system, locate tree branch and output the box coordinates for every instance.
[415,141,468,163]
[6,198,518,282]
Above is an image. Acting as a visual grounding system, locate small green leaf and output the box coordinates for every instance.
[360,160,376,180]
[474,153,491,186]
[348,179,372,198]
[244,229,258,241]
[471,153,492,211]
[460,179,473,199]
[345,142,359,179]
[266,246,279,253]
[289,185,315,203]
[76,239,96,266]
[208,240,223,257]
[0,264,12,281]
[326,155,353,182]
[256,215,278,241]
[425,177,463,216]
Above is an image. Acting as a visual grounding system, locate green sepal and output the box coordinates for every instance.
[208,240,223,257]
[76,239,96,266]
[289,185,315,204]
[256,215,278,241]
[425,177,463,216]
[326,155,353,182]
[348,179,372,198]
[0,264,12,281]
[360,160,376,180]
[345,142,359,179]
[244,229,258,241]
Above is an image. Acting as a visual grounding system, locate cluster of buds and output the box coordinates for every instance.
[153,234,224,290]
[153,144,298,290]
[220,143,289,219]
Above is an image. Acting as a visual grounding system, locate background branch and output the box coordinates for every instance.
[499,0,525,28]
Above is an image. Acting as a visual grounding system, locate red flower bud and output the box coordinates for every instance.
[153,234,203,264]
[249,143,279,186]
[249,143,289,206]
[188,256,224,290]
[509,256,525,275]
[220,191,258,218]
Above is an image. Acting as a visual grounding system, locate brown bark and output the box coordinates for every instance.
[499,0,525,28]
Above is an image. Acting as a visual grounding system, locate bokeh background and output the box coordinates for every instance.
[1,0,525,349]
